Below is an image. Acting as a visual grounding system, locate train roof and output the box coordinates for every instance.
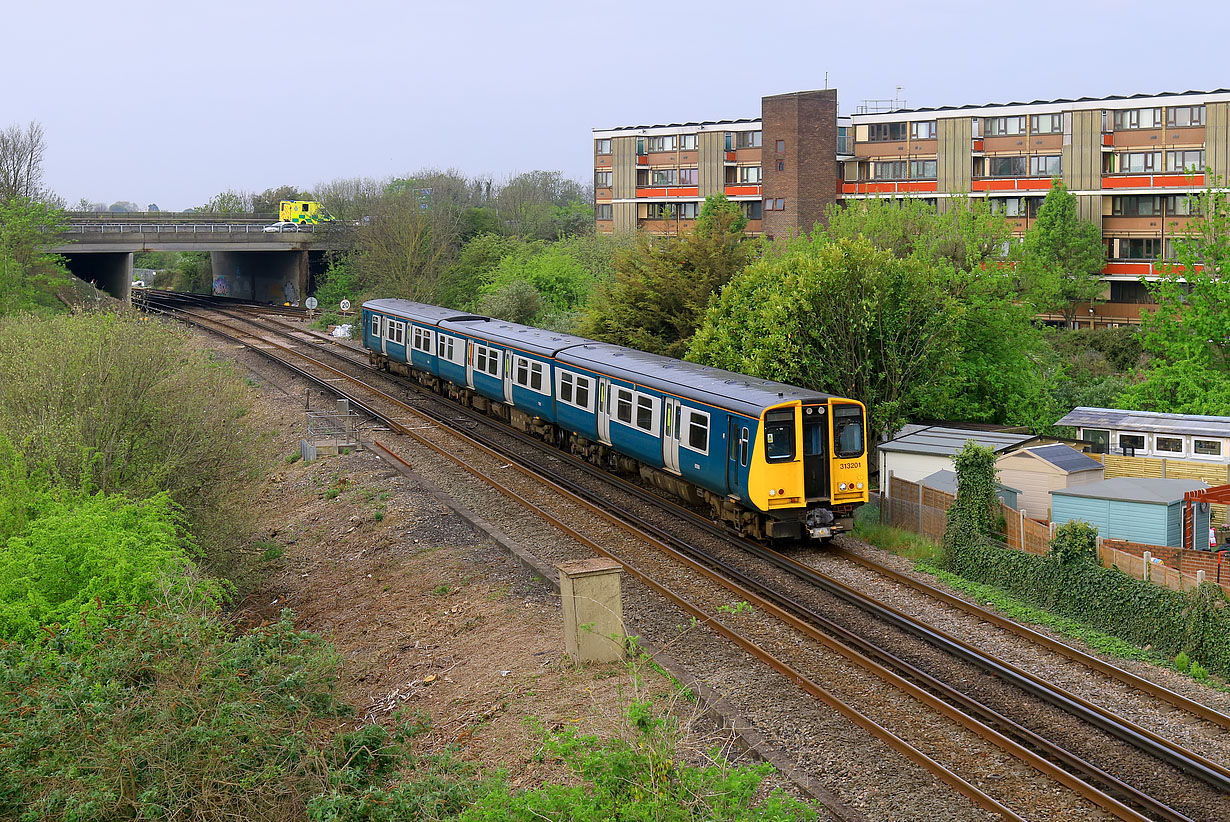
[362,299,488,325]
[558,343,838,417]
[439,317,593,358]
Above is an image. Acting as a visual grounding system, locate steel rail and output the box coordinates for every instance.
[828,545,1230,730]
[146,298,1210,820]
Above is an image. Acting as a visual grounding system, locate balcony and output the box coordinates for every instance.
[1102,173,1205,190]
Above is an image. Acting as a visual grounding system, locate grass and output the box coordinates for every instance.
[852,504,943,563]
[254,540,284,562]
[431,584,452,597]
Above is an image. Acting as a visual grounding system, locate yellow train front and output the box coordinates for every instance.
[730,397,869,541]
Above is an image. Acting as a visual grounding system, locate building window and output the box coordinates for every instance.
[909,159,936,179]
[596,203,612,220]
[984,116,1026,136]
[910,121,936,140]
[646,135,676,152]
[1030,155,1062,176]
[775,139,785,153]
[679,134,698,150]
[1120,434,1145,452]
[1167,149,1205,172]
[635,169,649,187]
[679,202,699,219]
[735,131,762,149]
[1167,105,1205,127]
[650,168,678,186]
[867,122,908,142]
[594,170,612,188]
[595,138,612,155]
[743,201,763,220]
[1083,429,1110,453]
[837,126,849,155]
[776,160,784,171]
[1165,195,1196,216]
[1111,151,1162,174]
[988,156,1028,177]
[678,167,698,185]
[1113,108,1162,130]
[739,165,762,184]
[764,198,785,211]
[1110,238,1161,260]
[640,202,678,220]
[873,161,907,180]
[1031,113,1063,134]
[1194,439,1222,457]
[1156,436,1184,454]
[1112,195,1162,216]
[636,137,646,155]
[991,197,1026,217]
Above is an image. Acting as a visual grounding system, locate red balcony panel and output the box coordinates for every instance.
[898,181,937,193]
[724,185,761,196]
[1103,261,1154,276]
[666,187,699,197]
[725,151,737,162]
[636,187,667,198]
[1018,178,1054,190]
[636,156,648,165]
[1102,134,1114,146]
[1155,173,1204,187]
[1103,175,1151,189]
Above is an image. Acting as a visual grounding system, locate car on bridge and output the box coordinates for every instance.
[263,221,302,233]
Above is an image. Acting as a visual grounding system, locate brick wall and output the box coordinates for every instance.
[761,89,838,240]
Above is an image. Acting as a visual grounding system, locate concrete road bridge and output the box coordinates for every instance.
[52,213,349,303]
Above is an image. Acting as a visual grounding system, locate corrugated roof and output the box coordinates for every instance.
[879,426,1038,456]
[594,117,760,133]
[1056,407,1230,439]
[1025,444,1104,474]
[1050,477,1207,504]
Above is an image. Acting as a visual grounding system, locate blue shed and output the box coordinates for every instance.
[1049,477,1210,548]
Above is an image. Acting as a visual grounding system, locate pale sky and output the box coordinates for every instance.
[5,0,1227,210]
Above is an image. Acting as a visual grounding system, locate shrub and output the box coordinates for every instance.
[1192,662,1209,681]
[1050,520,1099,565]
[1176,651,1191,672]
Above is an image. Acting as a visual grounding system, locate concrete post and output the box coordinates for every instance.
[558,558,624,664]
[1019,508,1027,551]
[1095,536,1104,567]
[1197,569,1206,586]
[1144,551,1152,582]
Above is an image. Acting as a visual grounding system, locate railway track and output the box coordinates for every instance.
[138,292,1230,821]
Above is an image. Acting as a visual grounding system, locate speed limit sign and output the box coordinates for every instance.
[340,299,351,312]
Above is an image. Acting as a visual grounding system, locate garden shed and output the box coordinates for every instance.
[919,469,1021,509]
[878,426,1049,485]
[996,444,1104,520]
[1049,477,1209,549]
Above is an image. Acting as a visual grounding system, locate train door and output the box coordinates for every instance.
[465,340,475,388]
[502,350,514,404]
[663,398,681,474]
[370,313,385,356]
[803,405,829,499]
[596,377,612,444]
[727,418,748,497]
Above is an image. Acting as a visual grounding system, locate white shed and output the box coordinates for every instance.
[996,444,1105,520]
[879,426,1047,485]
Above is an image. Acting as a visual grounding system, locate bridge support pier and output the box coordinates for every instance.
[63,252,133,302]
[210,250,308,304]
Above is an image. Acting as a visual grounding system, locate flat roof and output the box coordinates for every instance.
[920,469,1021,496]
[851,88,1230,123]
[1023,444,1104,474]
[1051,477,1207,504]
[1056,406,1230,439]
[593,118,761,139]
[879,425,1039,457]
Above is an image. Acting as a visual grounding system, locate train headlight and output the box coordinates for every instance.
[839,482,848,491]
[857,482,864,489]
[769,489,776,496]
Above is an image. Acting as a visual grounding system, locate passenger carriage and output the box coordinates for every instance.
[361,299,868,541]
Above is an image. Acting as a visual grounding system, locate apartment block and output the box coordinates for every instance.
[593,89,843,239]
[594,87,1230,328]
[846,89,1230,327]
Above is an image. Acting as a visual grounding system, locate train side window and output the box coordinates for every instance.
[635,394,658,434]
[529,362,544,392]
[515,356,529,386]
[559,371,574,403]
[683,408,709,455]
[615,388,634,424]
[371,315,381,337]
[739,427,749,466]
[834,404,865,457]
[764,409,795,462]
[574,376,591,411]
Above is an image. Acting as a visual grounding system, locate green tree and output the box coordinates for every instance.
[1121,180,1230,413]
[942,440,1001,555]
[1017,180,1105,326]
[200,188,253,214]
[583,194,757,357]
[0,196,71,313]
[252,184,311,214]
[689,234,958,439]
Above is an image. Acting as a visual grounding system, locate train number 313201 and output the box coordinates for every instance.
[839,462,861,470]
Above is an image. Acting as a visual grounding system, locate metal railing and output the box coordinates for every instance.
[59,223,316,235]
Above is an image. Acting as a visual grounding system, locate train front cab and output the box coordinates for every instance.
[746,398,868,540]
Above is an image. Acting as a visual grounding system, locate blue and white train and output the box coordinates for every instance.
[362,299,869,541]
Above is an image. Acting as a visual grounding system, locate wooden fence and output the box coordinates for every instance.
[1102,454,1229,525]
[880,473,1230,597]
